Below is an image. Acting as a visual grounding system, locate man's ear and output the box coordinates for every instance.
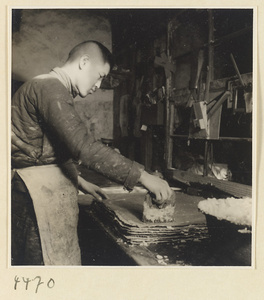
[79,54,91,70]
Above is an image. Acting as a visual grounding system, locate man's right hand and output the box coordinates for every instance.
[138,171,173,204]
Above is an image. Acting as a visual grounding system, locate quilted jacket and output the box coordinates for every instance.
[11,68,144,190]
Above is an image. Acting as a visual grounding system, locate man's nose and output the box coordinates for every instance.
[95,79,103,89]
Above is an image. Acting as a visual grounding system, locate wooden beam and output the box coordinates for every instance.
[169,135,252,142]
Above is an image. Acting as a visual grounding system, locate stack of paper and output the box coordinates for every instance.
[90,192,209,245]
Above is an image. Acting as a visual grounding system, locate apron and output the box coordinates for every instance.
[16,164,81,265]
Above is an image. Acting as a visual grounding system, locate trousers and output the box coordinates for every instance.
[11,175,44,265]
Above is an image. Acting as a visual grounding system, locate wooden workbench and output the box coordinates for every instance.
[77,168,252,267]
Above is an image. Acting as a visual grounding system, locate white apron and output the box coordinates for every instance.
[16,164,81,265]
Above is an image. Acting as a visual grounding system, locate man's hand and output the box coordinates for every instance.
[138,171,173,204]
[78,176,109,201]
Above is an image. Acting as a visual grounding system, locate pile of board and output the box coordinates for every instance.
[90,191,209,245]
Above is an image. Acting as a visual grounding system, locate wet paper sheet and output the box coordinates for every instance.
[91,192,208,244]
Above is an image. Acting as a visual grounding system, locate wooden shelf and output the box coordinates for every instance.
[166,168,252,198]
[165,10,253,172]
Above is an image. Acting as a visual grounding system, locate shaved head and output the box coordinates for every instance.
[66,40,114,69]
[61,40,112,98]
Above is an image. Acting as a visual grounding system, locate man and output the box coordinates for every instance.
[11,40,172,265]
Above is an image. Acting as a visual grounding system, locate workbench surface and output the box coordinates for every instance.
[77,168,252,267]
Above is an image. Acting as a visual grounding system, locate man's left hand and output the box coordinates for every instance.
[78,176,109,201]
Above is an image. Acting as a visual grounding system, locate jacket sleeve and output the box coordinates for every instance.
[31,78,144,190]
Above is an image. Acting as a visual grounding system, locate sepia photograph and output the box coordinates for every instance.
[10,8,255,268]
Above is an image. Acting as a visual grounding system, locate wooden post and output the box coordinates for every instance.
[167,103,175,168]
[141,127,153,172]
[165,21,174,169]
[203,10,214,176]
[204,9,214,104]
[203,140,209,176]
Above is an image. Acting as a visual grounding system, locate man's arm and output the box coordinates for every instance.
[34,78,172,200]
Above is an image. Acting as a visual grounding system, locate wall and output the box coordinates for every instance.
[12,9,113,140]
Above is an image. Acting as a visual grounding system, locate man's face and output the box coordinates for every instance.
[77,58,110,98]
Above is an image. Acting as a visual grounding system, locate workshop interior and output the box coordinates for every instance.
[12,8,253,266]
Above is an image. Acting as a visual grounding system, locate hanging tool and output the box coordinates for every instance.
[191,49,205,101]
[207,90,231,120]
[230,53,245,87]
[188,49,207,133]
[206,53,248,120]
[187,49,205,107]
[230,53,252,113]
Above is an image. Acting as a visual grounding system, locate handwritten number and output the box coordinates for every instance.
[22,277,31,290]
[14,276,55,293]
[14,275,20,290]
[33,276,44,294]
[47,278,55,289]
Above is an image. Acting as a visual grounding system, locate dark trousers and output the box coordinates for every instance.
[11,176,44,265]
